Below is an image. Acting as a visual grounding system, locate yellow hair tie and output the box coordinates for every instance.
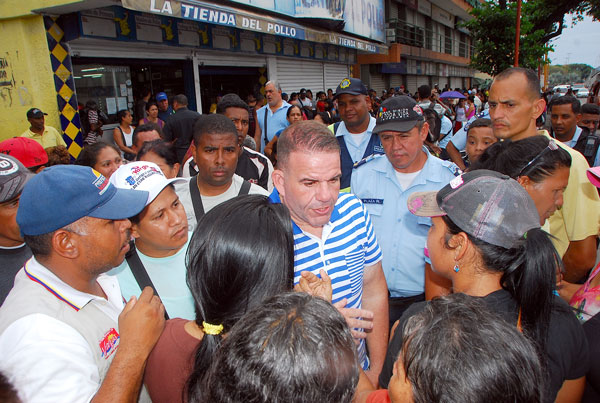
[202,321,224,335]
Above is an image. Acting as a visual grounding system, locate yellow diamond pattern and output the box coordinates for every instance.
[51,44,68,63]
[62,104,76,121]
[64,122,79,140]
[68,141,82,157]
[55,63,71,82]
[58,83,73,101]
[48,22,64,43]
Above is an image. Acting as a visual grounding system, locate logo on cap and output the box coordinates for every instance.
[449,175,464,189]
[0,157,18,176]
[340,79,351,89]
[91,169,110,195]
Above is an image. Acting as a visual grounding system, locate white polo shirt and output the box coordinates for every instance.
[0,258,124,402]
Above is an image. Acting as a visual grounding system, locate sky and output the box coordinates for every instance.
[550,14,600,67]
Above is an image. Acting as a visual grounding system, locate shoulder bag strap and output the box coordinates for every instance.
[263,107,269,148]
[238,179,251,195]
[125,244,169,320]
[188,175,205,221]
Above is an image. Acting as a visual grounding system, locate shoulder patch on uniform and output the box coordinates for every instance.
[353,153,383,169]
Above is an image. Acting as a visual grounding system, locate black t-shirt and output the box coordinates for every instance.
[0,244,32,305]
[379,290,589,403]
[582,312,600,402]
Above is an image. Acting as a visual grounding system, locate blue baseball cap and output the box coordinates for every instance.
[156,92,168,102]
[17,165,149,236]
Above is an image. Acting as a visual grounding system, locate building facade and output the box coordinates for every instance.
[0,0,386,156]
[356,0,477,95]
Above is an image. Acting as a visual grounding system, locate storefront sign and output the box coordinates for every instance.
[431,5,454,28]
[381,62,407,74]
[121,0,386,53]
[228,0,383,42]
[418,0,432,17]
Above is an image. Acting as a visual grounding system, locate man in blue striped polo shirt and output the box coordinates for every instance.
[270,120,388,386]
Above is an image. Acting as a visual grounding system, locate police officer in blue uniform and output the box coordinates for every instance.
[330,78,385,191]
[351,96,461,328]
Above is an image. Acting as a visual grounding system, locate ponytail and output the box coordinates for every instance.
[186,328,224,401]
[442,217,560,353]
[500,228,559,352]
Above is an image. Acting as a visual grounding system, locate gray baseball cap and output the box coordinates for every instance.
[407,170,540,249]
[0,154,33,203]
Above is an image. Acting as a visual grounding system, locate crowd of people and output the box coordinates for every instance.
[0,66,599,403]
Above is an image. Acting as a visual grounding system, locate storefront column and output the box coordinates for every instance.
[44,15,83,159]
[192,54,203,113]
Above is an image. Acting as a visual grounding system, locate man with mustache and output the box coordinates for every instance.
[549,95,600,167]
[256,80,291,153]
[175,114,268,232]
[488,67,600,283]
[351,96,460,330]
[271,120,388,386]
[0,165,164,402]
[109,161,195,320]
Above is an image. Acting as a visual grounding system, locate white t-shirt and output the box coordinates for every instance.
[395,169,422,191]
[175,174,269,232]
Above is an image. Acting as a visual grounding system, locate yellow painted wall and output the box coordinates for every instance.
[0,15,60,141]
[0,0,85,19]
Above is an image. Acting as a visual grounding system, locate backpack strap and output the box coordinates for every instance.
[188,175,205,222]
[125,244,169,320]
[574,128,600,167]
[238,179,251,195]
[263,107,269,150]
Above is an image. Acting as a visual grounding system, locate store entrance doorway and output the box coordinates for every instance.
[198,66,262,113]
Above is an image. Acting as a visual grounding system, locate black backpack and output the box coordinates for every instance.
[573,127,600,167]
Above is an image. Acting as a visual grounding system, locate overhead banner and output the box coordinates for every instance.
[228,0,383,42]
[121,0,386,52]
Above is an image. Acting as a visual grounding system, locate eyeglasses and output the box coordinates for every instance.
[517,139,559,177]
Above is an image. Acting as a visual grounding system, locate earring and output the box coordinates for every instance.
[453,263,460,273]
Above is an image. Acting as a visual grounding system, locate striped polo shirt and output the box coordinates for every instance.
[270,190,383,369]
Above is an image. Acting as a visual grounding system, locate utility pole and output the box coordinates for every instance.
[514,0,521,66]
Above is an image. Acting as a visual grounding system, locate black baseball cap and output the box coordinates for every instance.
[334,78,368,99]
[373,96,425,134]
[26,108,48,119]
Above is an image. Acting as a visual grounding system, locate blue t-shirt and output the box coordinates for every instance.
[108,234,195,320]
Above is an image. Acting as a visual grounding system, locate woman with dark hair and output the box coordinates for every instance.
[379,170,588,403]
[136,139,180,179]
[112,109,136,160]
[74,141,122,178]
[454,98,467,133]
[139,101,165,129]
[197,292,358,403]
[264,104,303,162]
[473,136,572,226]
[143,195,330,402]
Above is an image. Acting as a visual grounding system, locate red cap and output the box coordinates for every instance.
[0,137,48,168]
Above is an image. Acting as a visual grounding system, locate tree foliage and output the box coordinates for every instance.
[464,0,600,76]
[548,64,594,86]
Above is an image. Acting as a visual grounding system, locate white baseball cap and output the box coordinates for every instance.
[110,161,186,206]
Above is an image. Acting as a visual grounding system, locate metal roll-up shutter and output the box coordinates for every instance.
[324,63,350,91]
[370,72,387,94]
[450,77,463,90]
[416,75,430,89]
[436,76,448,88]
[405,75,418,93]
[390,74,403,89]
[276,58,324,94]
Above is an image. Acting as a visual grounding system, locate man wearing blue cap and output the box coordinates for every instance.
[0,165,165,402]
[156,92,174,122]
[351,96,460,329]
[330,78,385,191]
